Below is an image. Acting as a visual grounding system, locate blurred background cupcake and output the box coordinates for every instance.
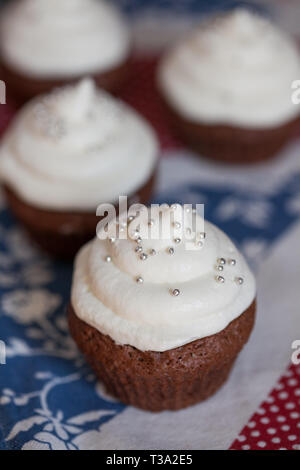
[0,0,131,103]
[158,8,300,164]
[0,79,158,259]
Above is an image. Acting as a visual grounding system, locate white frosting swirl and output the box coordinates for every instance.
[0,79,158,211]
[0,0,130,77]
[71,206,256,352]
[158,9,300,128]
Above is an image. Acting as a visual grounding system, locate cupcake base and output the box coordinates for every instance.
[162,99,300,164]
[1,58,130,104]
[68,300,256,412]
[3,171,156,259]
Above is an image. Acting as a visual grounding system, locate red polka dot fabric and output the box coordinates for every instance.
[231,364,300,450]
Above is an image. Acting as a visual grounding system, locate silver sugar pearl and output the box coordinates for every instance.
[198,232,206,239]
[171,288,180,297]
[228,259,236,266]
[216,265,224,272]
[149,249,156,256]
[140,253,148,261]
[173,221,181,229]
[136,276,144,284]
[128,215,134,222]
[109,237,115,244]
[136,237,142,244]
[217,258,226,265]
[105,256,112,263]
[148,219,154,227]
[216,275,225,283]
[135,246,143,253]
[235,277,244,285]
[174,238,181,244]
[168,247,175,255]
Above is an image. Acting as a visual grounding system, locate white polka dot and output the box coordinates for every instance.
[277,416,286,422]
[285,402,295,409]
[297,422,300,428]
[294,389,300,396]
[266,396,274,404]
[290,412,299,419]
[275,383,284,391]
[272,437,281,444]
[247,421,256,428]
[237,435,246,442]
[267,428,276,435]
[242,445,250,450]
[251,430,260,437]
[281,425,290,431]
[261,417,270,424]
[279,448,287,450]
[293,444,300,450]
[284,370,293,378]
[258,441,266,448]
[257,408,265,415]
[278,392,288,400]
[288,378,298,387]
[288,435,297,441]
[270,405,279,412]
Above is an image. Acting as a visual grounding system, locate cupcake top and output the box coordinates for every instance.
[0,79,158,211]
[71,205,256,352]
[0,0,130,78]
[158,8,300,128]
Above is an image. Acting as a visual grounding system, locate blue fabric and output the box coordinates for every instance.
[0,0,266,15]
[1,168,300,449]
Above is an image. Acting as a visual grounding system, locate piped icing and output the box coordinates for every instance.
[0,79,158,211]
[158,8,300,128]
[71,205,256,352]
[0,0,130,78]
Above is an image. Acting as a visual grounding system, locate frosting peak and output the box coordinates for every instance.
[47,79,96,124]
[0,80,158,211]
[158,8,300,128]
[72,206,256,351]
[0,0,130,77]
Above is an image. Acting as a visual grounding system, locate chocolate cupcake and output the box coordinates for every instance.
[69,205,256,411]
[0,79,158,258]
[0,0,131,102]
[158,9,300,164]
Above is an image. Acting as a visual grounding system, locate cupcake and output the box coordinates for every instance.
[0,79,158,259]
[0,0,131,102]
[69,205,256,411]
[158,9,300,164]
